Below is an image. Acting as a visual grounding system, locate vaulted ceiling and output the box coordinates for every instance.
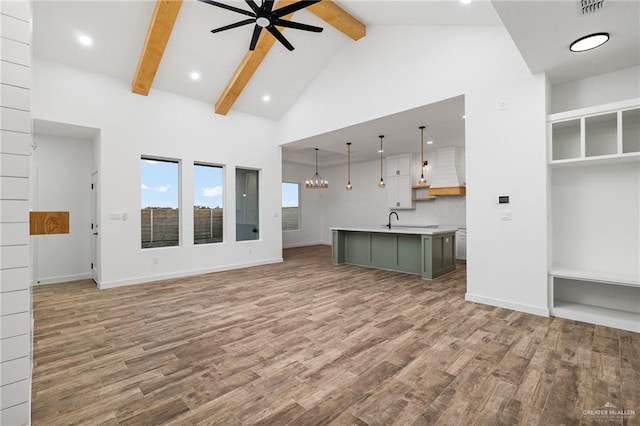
[32,0,501,121]
[32,1,639,163]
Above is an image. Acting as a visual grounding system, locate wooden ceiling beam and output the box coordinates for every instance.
[132,0,183,96]
[307,0,366,41]
[215,0,366,115]
[215,0,296,115]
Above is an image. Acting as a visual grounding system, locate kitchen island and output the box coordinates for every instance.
[331,227,456,280]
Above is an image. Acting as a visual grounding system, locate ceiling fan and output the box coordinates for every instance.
[198,0,324,51]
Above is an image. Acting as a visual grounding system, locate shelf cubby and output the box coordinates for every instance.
[622,108,640,154]
[551,119,580,161]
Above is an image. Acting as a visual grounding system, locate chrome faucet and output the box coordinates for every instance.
[387,211,399,229]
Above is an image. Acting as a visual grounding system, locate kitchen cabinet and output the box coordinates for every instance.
[331,227,456,279]
[548,98,640,332]
[422,233,455,278]
[386,154,414,209]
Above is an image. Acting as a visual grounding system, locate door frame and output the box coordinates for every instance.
[91,171,99,285]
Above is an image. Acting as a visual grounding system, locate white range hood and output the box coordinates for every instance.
[429,146,466,196]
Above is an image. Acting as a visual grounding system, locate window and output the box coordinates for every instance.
[282,182,300,231]
[141,157,180,248]
[236,168,259,241]
[194,163,224,245]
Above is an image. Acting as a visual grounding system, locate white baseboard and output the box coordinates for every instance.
[465,293,549,317]
[283,242,328,248]
[35,273,92,286]
[99,257,284,289]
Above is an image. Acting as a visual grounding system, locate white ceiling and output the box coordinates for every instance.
[32,0,639,164]
[283,95,465,166]
[492,0,640,85]
[32,0,500,121]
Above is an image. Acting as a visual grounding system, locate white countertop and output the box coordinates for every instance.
[330,226,457,235]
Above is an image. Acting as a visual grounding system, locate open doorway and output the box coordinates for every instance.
[31,120,100,286]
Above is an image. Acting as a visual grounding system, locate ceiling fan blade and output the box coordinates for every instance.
[264,0,275,13]
[272,0,321,18]
[249,25,263,50]
[210,18,255,34]
[266,26,294,51]
[244,0,260,14]
[273,18,323,32]
[197,0,255,18]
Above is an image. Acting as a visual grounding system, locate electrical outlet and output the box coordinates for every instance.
[501,210,512,221]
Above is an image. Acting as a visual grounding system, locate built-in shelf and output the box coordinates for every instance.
[549,268,639,288]
[548,98,640,332]
[411,184,436,202]
[549,151,640,168]
[428,186,466,196]
[551,301,640,333]
[548,99,640,164]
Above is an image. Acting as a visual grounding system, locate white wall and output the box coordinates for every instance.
[0,1,32,424]
[31,134,94,284]
[551,162,639,279]
[32,59,283,288]
[282,161,324,247]
[277,25,549,316]
[551,66,640,113]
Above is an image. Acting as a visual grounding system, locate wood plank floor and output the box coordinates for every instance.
[32,246,640,425]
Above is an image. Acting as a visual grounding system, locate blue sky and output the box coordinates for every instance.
[282,182,299,207]
[141,160,223,209]
[141,160,298,209]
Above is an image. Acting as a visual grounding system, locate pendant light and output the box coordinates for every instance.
[378,135,385,188]
[418,126,427,186]
[305,148,328,189]
[346,142,353,190]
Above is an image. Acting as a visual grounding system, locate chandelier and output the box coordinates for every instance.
[306,148,328,189]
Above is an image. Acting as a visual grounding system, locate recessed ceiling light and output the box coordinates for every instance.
[77,34,93,47]
[459,0,472,4]
[570,32,609,52]
[262,94,271,102]
[427,140,434,145]
[190,71,201,80]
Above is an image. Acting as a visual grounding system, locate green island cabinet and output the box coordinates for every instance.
[331,227,456,280]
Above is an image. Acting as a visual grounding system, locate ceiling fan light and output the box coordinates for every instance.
[256,17,270,27]
[570,32,609,52]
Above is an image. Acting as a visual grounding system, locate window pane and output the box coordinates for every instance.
[282,182,299,231]
[236,168,259,241]
[141,158,179,249]
[194,163,224,245]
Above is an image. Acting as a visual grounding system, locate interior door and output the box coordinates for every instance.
[91,172,99,284]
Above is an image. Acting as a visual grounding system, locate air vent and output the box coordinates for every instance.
[581,0,605,14]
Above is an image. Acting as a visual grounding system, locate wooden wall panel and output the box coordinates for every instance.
[30,211,69,235]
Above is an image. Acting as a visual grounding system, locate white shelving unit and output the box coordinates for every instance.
[548,98,640,332]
